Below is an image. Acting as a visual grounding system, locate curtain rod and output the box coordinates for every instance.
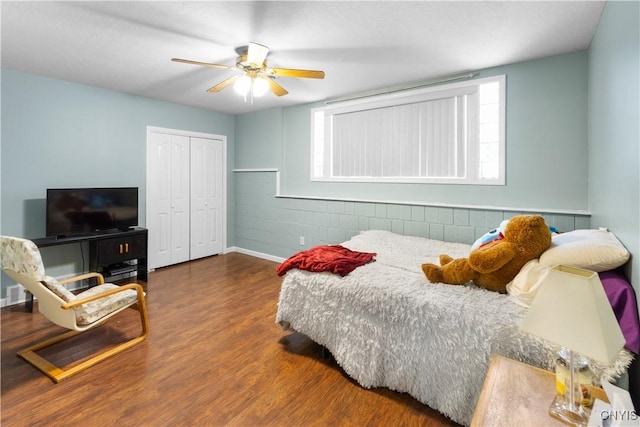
[325,72,477,105]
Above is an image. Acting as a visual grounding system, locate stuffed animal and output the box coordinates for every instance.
[421,214,552,293]
[470,219,510,251]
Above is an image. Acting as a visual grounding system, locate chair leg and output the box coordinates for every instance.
[17,304,150,383]
[26,291,34,313]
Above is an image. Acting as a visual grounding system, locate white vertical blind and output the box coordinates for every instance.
[332,96,468,178]
[311,74,505,185]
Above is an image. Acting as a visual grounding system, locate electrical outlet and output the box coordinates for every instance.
[299,236,305,245]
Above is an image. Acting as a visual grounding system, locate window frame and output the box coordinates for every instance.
[310,74,506,185]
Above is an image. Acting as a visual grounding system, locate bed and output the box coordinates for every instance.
[275,229,637,426]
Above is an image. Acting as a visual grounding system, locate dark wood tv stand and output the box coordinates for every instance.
[29,227,148,311]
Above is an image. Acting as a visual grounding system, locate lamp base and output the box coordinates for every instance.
[548,394,591,427]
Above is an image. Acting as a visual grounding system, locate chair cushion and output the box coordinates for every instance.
[1,236,77,301]
[0,236,45,277]
[41,275,77,302]
[74,284,138,326]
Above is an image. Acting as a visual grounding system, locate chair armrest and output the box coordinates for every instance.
[61,283,145,309]
[59,272,105,286]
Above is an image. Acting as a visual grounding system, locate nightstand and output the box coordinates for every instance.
[471,355,609,427]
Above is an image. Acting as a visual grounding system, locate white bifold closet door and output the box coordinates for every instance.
[147,131,224,269]
[189,137,223,260]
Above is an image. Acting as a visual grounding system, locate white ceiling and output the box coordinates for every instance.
[1,1,605,115]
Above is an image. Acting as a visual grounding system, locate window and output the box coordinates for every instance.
[311,75,505,185]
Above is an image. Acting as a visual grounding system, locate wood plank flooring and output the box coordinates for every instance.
[1,253,461,427]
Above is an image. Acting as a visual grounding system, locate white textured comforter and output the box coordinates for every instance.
[275,230,633,426]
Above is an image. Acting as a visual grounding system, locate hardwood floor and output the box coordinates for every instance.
[1,253,460,427]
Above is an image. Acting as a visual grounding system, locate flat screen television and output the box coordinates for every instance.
[46,187,139,237]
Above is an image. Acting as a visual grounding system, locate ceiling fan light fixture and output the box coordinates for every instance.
[173,41,324,100]
[234,75,252,96]
[234,74,269,99]
[252,77,269,97]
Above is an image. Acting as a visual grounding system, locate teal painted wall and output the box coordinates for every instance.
[588,1,640,400]
[589,1,639,289]
[232,52,593,260]
[234,170,589,260]
[237,52,590,213]
[1,69,235,286]
[235,108,283,169]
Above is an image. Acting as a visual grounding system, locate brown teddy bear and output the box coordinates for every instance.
[421,215,552,293]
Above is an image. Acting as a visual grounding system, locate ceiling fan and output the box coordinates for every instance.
[171,42,325,98]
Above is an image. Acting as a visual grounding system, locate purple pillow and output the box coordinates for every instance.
[599,269,640,354]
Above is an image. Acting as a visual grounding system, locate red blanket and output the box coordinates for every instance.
[276,245,376,277]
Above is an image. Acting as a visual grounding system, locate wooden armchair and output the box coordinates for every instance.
[1,235,149,382]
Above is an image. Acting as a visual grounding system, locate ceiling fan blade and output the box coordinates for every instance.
[172,58,236,71]
[266,78,289,97]
[269,68,325,79]
[247,42,269,67]
[207,75,241,93]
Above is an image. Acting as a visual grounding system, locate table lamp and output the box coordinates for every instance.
[520,265,626,427]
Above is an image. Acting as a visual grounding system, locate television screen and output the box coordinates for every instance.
[46,187,139,237]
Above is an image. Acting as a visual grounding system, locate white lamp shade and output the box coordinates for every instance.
[252,77,269,97]
[234,75,252,96]
[520,265,625,364]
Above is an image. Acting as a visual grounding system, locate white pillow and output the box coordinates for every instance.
[539,229,630,272]
[506,260,551,308]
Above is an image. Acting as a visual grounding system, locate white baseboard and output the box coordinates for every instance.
[225,246,285,264]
